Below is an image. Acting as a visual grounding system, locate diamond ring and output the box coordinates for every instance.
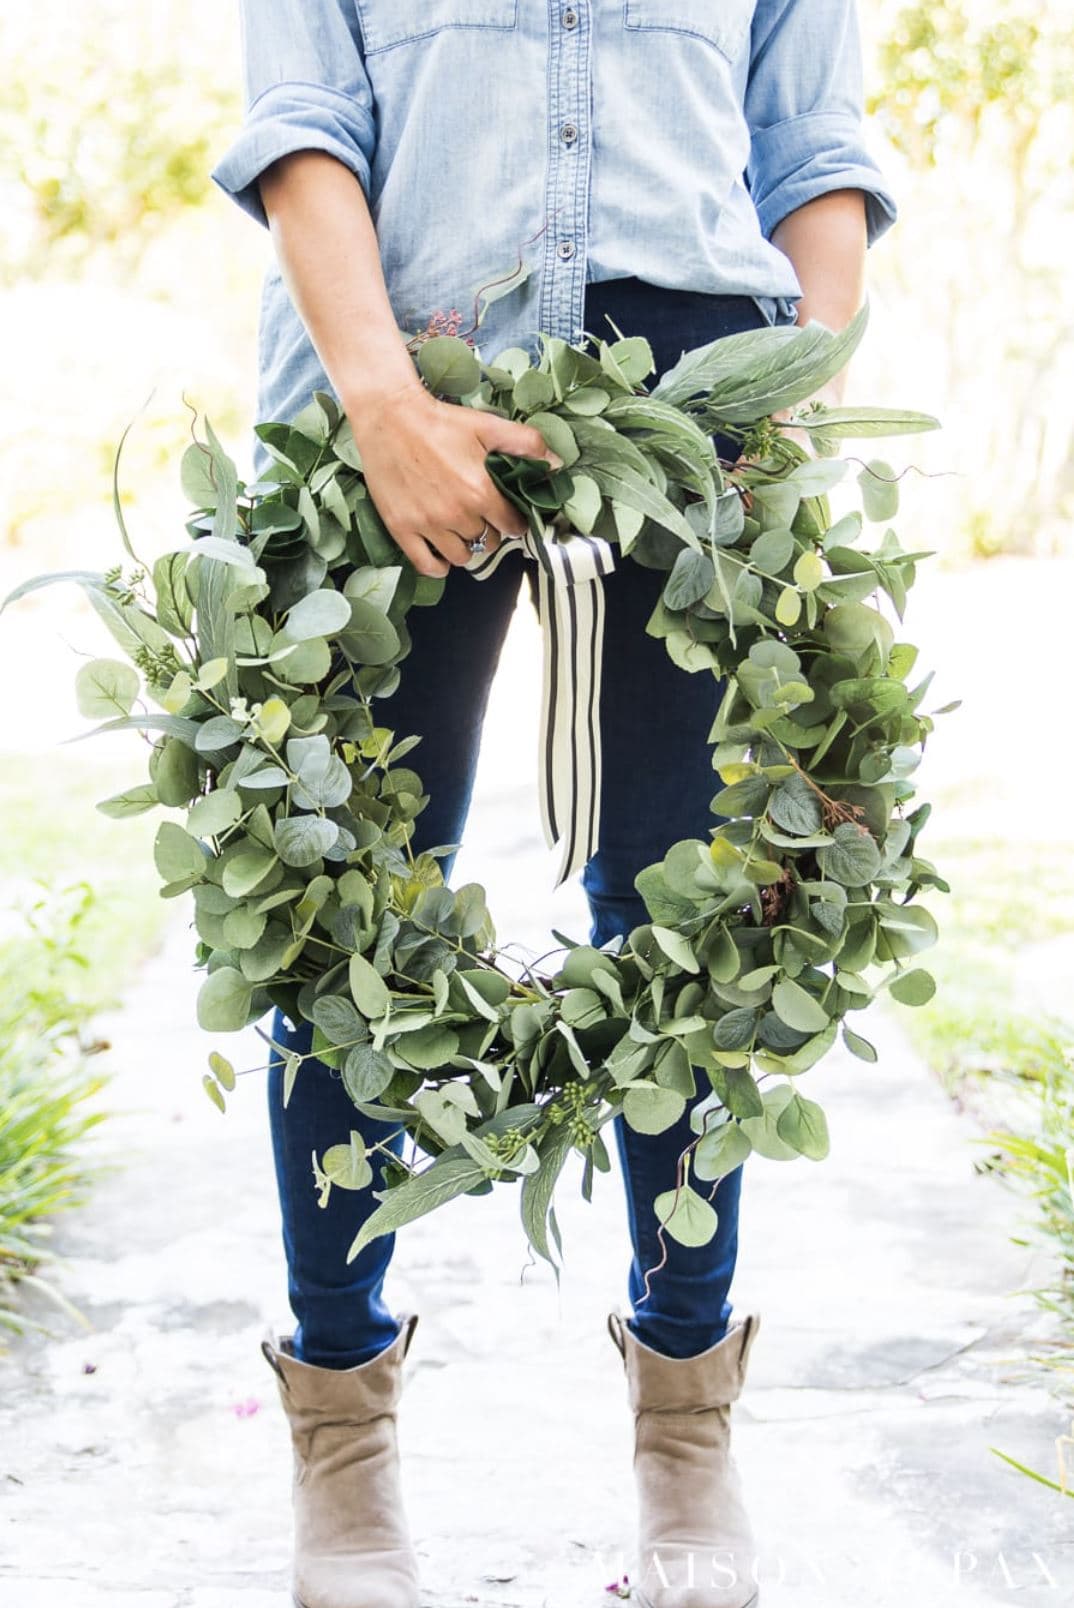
[465,520,492,556]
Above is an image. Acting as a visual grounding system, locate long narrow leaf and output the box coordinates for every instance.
[60,712,201,747]
[785,406,942,439]
[520,1124,576,1274]
[990,1447,1074,1498]
[702,305,871,423]
[0,569,108,615]
[111,394,155,569]
[346,1154,490,1261]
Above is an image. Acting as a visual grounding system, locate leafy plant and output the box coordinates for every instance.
[0,882,113,1339]
[976,1034,1074,1351]
[1,302,949,1279]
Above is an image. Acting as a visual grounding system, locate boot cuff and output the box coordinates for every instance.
[607,1308,760,1414]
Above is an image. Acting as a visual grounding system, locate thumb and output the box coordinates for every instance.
[477,411,564,470]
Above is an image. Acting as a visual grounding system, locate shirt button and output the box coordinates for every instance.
[557,239,576,261]
[560,121,578,145]
[563,7,579,28]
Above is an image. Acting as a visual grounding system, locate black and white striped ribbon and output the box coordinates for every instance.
[466,526,617,886]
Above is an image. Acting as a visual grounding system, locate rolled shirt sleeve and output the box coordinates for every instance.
[745,0,898,247]
[210,0,377,229]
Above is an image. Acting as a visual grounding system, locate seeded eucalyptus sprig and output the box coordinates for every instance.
[0,301,952,1278]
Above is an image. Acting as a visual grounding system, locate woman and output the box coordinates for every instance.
[210,5,896,1606]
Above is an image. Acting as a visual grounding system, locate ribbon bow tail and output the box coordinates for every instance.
[467,528,617,887]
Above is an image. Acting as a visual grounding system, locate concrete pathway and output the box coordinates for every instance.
[2,592,1073,1607]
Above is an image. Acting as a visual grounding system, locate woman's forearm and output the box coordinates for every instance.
[252,149,554,576]
[771,188,868,403]
[257,151,422,428]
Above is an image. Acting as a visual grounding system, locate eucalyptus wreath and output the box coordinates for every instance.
[2,301,952,1276]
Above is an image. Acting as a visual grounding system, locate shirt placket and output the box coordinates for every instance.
[538,1,592,346]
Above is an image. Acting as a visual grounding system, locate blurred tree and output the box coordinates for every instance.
[873,0,1074,167]
[0,3,235,282]
[869,0,1074,556]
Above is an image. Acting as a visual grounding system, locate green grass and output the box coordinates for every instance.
[902,832,1074,1399]
[0,751,172,1004]
[0,883,112,1337]
[0,751,173,1338]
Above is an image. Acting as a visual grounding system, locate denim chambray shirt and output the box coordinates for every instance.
[210,1,897,469]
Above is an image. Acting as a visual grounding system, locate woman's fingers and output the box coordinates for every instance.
[479,494,525,539]
[426,527,481,568]
[348,391,566,576]
[393,529,450,578]
[478,412,563,468]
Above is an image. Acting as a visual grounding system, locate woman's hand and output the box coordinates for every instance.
[347,381,563,577]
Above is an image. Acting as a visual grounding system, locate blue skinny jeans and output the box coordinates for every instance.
[265,278,798,1367]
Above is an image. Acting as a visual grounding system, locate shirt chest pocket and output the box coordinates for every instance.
[623,0,754,63]
[355,0,518,54]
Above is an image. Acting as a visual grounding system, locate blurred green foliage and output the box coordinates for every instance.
[872,0,1074,164]
[0,5,235,282]
[0,883,112,1340]
[0,753,174,1340]
[906,834,1074,1402]
[867,0,1074,559]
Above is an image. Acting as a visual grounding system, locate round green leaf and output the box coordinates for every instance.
[664,548,715,611]
[739,1084,800,1160]
[343,1042,395,1102]
[339,597,401,666]
[775,1092,830,1159]
[195,657,230,691]
[793,551,824,592]
[775,586,802,626]
[563,471,603,534]
[416,335,482,398]
[274,814,340,867]
[271,635,333,685]
[155,736,199,806]
[654,1183,719,1247]
[395,1024,460,1070]
[822,602,893,661]
[311,993,367,1046]
[858,460,899,522]
[842,1025,878,1062]
[623,1082,687,1135]
[350,953,390,1019]
[651,925,700,973]
[321,1132,373,1191]
[253,697,291,744]
[221,904,267,950]
[96,784,159,818]
[713,1008,757,1051]
[196,966,253,1032]
[209,1051,236,1091]
[285,588,353,641]
[749,527,795,574]
[188,788,242,837]
[76,658,140,718]
[771,976,830,1034]
[154,821,206,883]
[526,410,579,468]
[203,1074,226,1113]
[721,1064,765,1118]
[888,968,936,1006]
[222,847,278,897]
[817,822,883,886]
[693,1121,752,1182]
[560,988,606,1029]
[768,773,824,836]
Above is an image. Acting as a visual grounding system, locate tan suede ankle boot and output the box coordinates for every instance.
[608,1308,762,1608]
[261,1312,422,1608]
